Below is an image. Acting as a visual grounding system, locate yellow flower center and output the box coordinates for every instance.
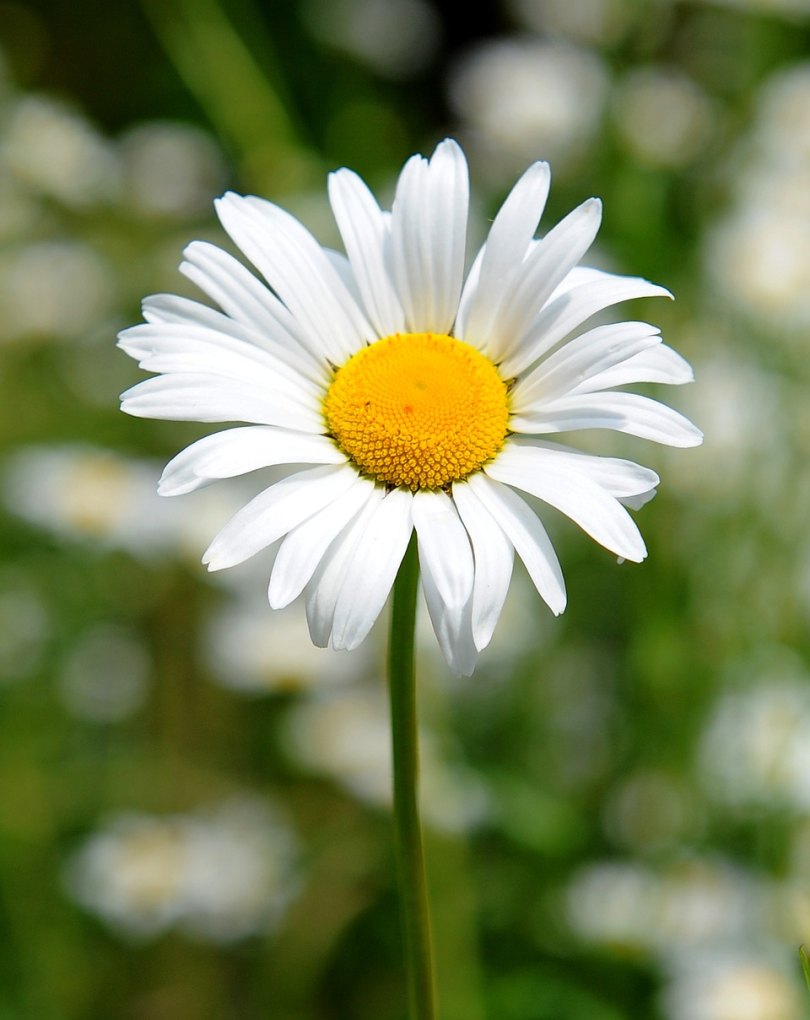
[323,332,509,491]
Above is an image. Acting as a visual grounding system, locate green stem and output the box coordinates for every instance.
[388,535,436,1020]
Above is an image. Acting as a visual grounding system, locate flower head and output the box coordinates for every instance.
[119,139,701,674]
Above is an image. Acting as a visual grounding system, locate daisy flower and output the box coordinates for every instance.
[119,139,701,675]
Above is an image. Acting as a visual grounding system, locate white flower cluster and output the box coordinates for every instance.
[64,798,298,942]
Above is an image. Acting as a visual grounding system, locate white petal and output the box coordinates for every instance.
[328,168,406,336]
[390,139,469,333]
[573,343,694,392]
[500,271,672,378]
[202,464,358,570]
[420,563,478,677]
[215,193,372,364]
[510,322,661,411]
[412,489,474,610]
[457,161,551,346]
[120,374,324,432]
[268,478,380,608]
[180,241,328,384]
[158,427,345,496]
[503,439,659,500]
[488,198,603,364]
[485,449,647,562]
[452,481,514,651]
[118,322,323,404]
[511,391,704,447]
[330,487,414,651]
[466,474,566,615]
[304,493,383,647]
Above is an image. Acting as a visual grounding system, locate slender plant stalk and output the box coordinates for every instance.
[388,535,436,1020]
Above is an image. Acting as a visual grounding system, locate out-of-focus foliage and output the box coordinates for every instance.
[1,0,810,1017]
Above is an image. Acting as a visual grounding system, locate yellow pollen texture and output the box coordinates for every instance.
[323,332,509,491]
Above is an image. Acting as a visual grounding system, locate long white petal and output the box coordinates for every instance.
[511,391,704,447]
[510,322,661,411]
[179,241,328,383]
[158,427,345,496]
[412,490,474,610]
[488,198,603,364]
[268,478,380,608]
[120,374,324,432]
[500,272,672,378]
[330,487,413,651]
[390,139,468,333]
[452,481,514,651]
[118,322,323,404]
[485,450,647,562]
[420,562,478,677]
[328,168,406,336]
[466,474,566,615]
[202,464,358,570]
[457,161,551,345]
[573,343,694,392]
[304,493,383,647]
[215,193,372,364]
[502,439,659,500]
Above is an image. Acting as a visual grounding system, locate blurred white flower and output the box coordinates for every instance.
[661,955,802,1020]
[566,860,658,951]
[58,624,151,723]
[0,240,116,343]
[301,0,440,78]
[447,38,609,174]
[65,798,298,942]
[203,597,371,694]
[567,855,770,956]
[664,345,788,505]
[1,95,120,207]
[612,67,718,168]
[120,121,227,221]
[698,656,810,811]
[2,444,246,562]
[283,686,489,832]
[507,0,634,46]
[705,63,810,332]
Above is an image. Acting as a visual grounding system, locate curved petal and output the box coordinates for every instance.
[215,193,373,364]
[510,322,661,411]
[466,473,566,615]
[500,272,672,378]
[158,427,345,496]
[304,491,384,647]
[269,478,380,608]
[452,481,514,652]
[390,139,469,333]
[510,391,704,447]
[457,160,551,346]
[328,168,406,336]
[485,449,647,562]
[120,373,324,432]
[488,198,603,364]
[573,343,694,392]
[412,489,474,610]
[420,561,478,677]
[502,439,659,501]
[179,241,328,383]
[202,463,359,570]
[118,322,323,404]
[330,487,414,651]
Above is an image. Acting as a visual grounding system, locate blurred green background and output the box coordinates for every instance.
[2,0,810,1017]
